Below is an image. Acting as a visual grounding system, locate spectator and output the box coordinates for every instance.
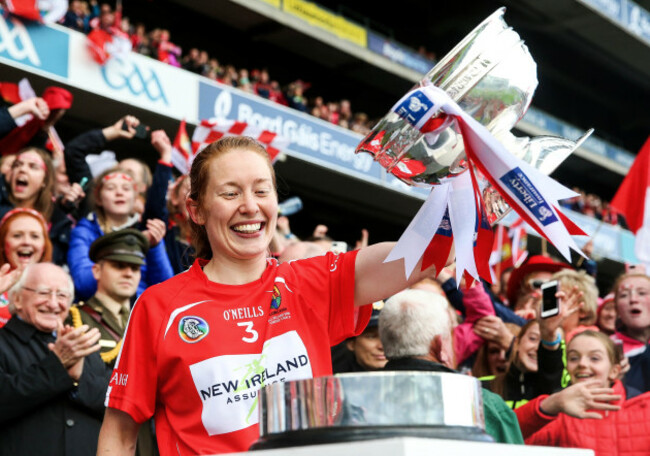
[473,322,521,378]
[69,229,159,455]
[379,288,524,443]
[158,29,181,67]
[0,87,73,157]
[551,268,599,340]
[0,263,110,456]
[67,166,172,300]
[596,293,616,335]
[611,272,650,358]
[506,255,571,320]
[0,208,52,326]
[254,69,272,99]
[61,0,90,33]
[518,330,650,456]
[70,229,147,364]
[333,305,386,373]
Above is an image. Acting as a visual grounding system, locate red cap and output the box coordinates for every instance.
[42,87,73,110]
[506,255,572,306]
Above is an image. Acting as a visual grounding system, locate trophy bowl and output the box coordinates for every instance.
[250,371,489,450]
[356,7,538,189]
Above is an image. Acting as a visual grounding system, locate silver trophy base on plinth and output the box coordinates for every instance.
[251,371,490,450]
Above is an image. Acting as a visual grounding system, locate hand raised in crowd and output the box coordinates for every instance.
[0,263,22,294]
[539,379,621,419]
[151,129,172,164]
[102,115,140,141]
[355,228,369,250]
[474,315,514,349]
[313,224,328,238]
[538,285,584,350]
[59,182,86,208]
[7,97,50,121]
[49,323,102,380]
[142,218,166,247]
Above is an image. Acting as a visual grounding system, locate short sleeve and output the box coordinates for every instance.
[105,290,162,423]
[291,251,371,346]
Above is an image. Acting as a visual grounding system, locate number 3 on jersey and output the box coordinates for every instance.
[237,321,258,343]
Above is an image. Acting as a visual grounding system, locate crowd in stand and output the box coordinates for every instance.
[58,0,375,136]
[560,187,628,228]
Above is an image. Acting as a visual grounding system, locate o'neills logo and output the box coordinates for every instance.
[179,316,209,343]
[499,167,558,227]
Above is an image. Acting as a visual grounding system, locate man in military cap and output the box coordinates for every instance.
[70,229,148,366]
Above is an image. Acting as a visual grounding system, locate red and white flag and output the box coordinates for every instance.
[611,136,650,265]
[4,0,67,23]
[87,28,131,65]
[489,217,528,276]
[191,119,289,164]
[171,119,191,175]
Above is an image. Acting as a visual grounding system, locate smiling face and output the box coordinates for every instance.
[4,215,45,269]
[516,322,540,373]
[98,173,135,219]
[13,264,71,333]
[567,333,620,388]
[616,276,650,333]
[346,327,386,370]
[9,151,46,206]
[190,149,277,263]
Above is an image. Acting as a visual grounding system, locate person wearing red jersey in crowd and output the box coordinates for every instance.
[516,330,650,456]
[0,208,53,326]
[97,136,442,455]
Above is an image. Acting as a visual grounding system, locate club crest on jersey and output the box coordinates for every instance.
[179,316,209,343]
[270,285,281,309]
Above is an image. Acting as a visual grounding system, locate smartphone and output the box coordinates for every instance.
[121,121,150,139]
[330,241,348,254]
[540,280,560,319]
[133,124,150,139]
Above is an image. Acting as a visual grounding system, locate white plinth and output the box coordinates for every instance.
[233,437,593,456]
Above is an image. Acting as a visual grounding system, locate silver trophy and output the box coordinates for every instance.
[252,372,488,449]
[356,7,591,224]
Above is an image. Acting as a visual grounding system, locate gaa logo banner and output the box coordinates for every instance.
[0,16,69,77]
[179,316,209,343]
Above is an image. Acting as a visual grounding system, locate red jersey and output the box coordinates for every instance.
[106,251,370,455]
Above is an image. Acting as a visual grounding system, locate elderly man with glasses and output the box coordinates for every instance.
[0,263,111,456]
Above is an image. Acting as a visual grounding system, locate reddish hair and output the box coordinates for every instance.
[0,209,52,268]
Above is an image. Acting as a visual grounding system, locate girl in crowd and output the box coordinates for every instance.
[611,272,650,357]
[0,208,52,326]
[517,330,650,455]
[98,136,441,455]
[472,323,520,378]
[0,147,83,265]
[67,167,172,300]
[483,287,582,410]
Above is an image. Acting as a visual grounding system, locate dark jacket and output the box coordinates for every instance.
[384,357,523,444]
[625,344,650,393]
[0,317,111,456]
